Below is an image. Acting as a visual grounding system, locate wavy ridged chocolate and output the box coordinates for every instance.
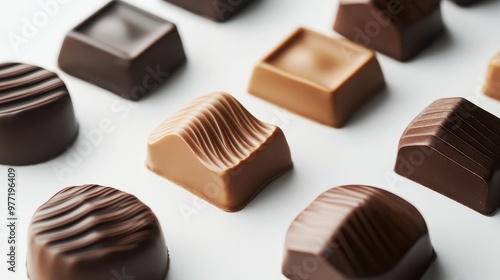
[334,0,444,61]
[0,62,78,165]
[146,92,293,212]
[283,185,435,280]
[27,184,169,280]
[395,98,500,215]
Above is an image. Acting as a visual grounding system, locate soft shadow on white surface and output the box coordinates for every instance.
[139,61,190,102]
[245,167,296,211]
[345,86,391,128]
[422,259,446,280]
[228,0,266,22]
[416,28,455,63]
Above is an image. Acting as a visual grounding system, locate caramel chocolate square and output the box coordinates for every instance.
[248,28,385,128]
[484,53,500,100]
[58,1,186,100]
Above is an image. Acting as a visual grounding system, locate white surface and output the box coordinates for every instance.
[1,0,500,279]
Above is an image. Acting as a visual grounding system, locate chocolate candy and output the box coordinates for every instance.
[0,62,78,165]
[58,0,186,100]
[334,0,444,61]
[27,184,169,280]
[146,92,293,212]
[395,98,500,215]
[163,0,253,22]
[283,185,435,280]
[484,53,500,100]
[248,28,385,128]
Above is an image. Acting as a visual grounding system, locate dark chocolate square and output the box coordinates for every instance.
[58,1,186,100]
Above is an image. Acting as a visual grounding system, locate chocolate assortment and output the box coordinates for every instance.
[58,0,186,100]
[27,184,169,280]
[395,98,500,215]
[283,185,435,280]
[334,0,444,61]
[248,28,385,128]
[3,0,500,279]
[146,92,293,212]
[0,63,78,165]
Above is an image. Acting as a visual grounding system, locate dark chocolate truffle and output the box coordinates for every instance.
[146,92,293,212]
[283,185,435,280]
[395,98,500,215]
[27,184,169,280]
[58,0,186,100]
[334,0,444,61]
[0,62,78,165]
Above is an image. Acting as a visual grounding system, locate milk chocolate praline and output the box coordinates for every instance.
[146,92,293,212]
[283,185,435,280]
[27,185,169,280]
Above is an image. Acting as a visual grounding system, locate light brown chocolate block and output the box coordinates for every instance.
[146,92,293,212]
[248,27,385,128]
[484,53,500,100]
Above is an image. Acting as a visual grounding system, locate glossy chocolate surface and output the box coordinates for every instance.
[395,98,500,215]
[146,92,293,212]
[58,0,186,100]
[248,28,385,128]
[334,0,444,61]
[283,185,435,280]
[27,184,169,280]
[0,62,78,165]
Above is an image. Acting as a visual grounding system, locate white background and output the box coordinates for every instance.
[1,0,500,279]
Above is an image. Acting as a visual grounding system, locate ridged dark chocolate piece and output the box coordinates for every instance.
[58,0,186,100]
[0,62,78,165]
[146,92,293,212]
[27,184,169,280]
[334,0,444,61]
[283,185,435,280]
[163,0,254,22]
[395,98,500,215]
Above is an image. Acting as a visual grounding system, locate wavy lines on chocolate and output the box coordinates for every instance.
[29,185,160,259]
[0,63,68,115]
[148,92,276,170]
[286,185,426,278]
